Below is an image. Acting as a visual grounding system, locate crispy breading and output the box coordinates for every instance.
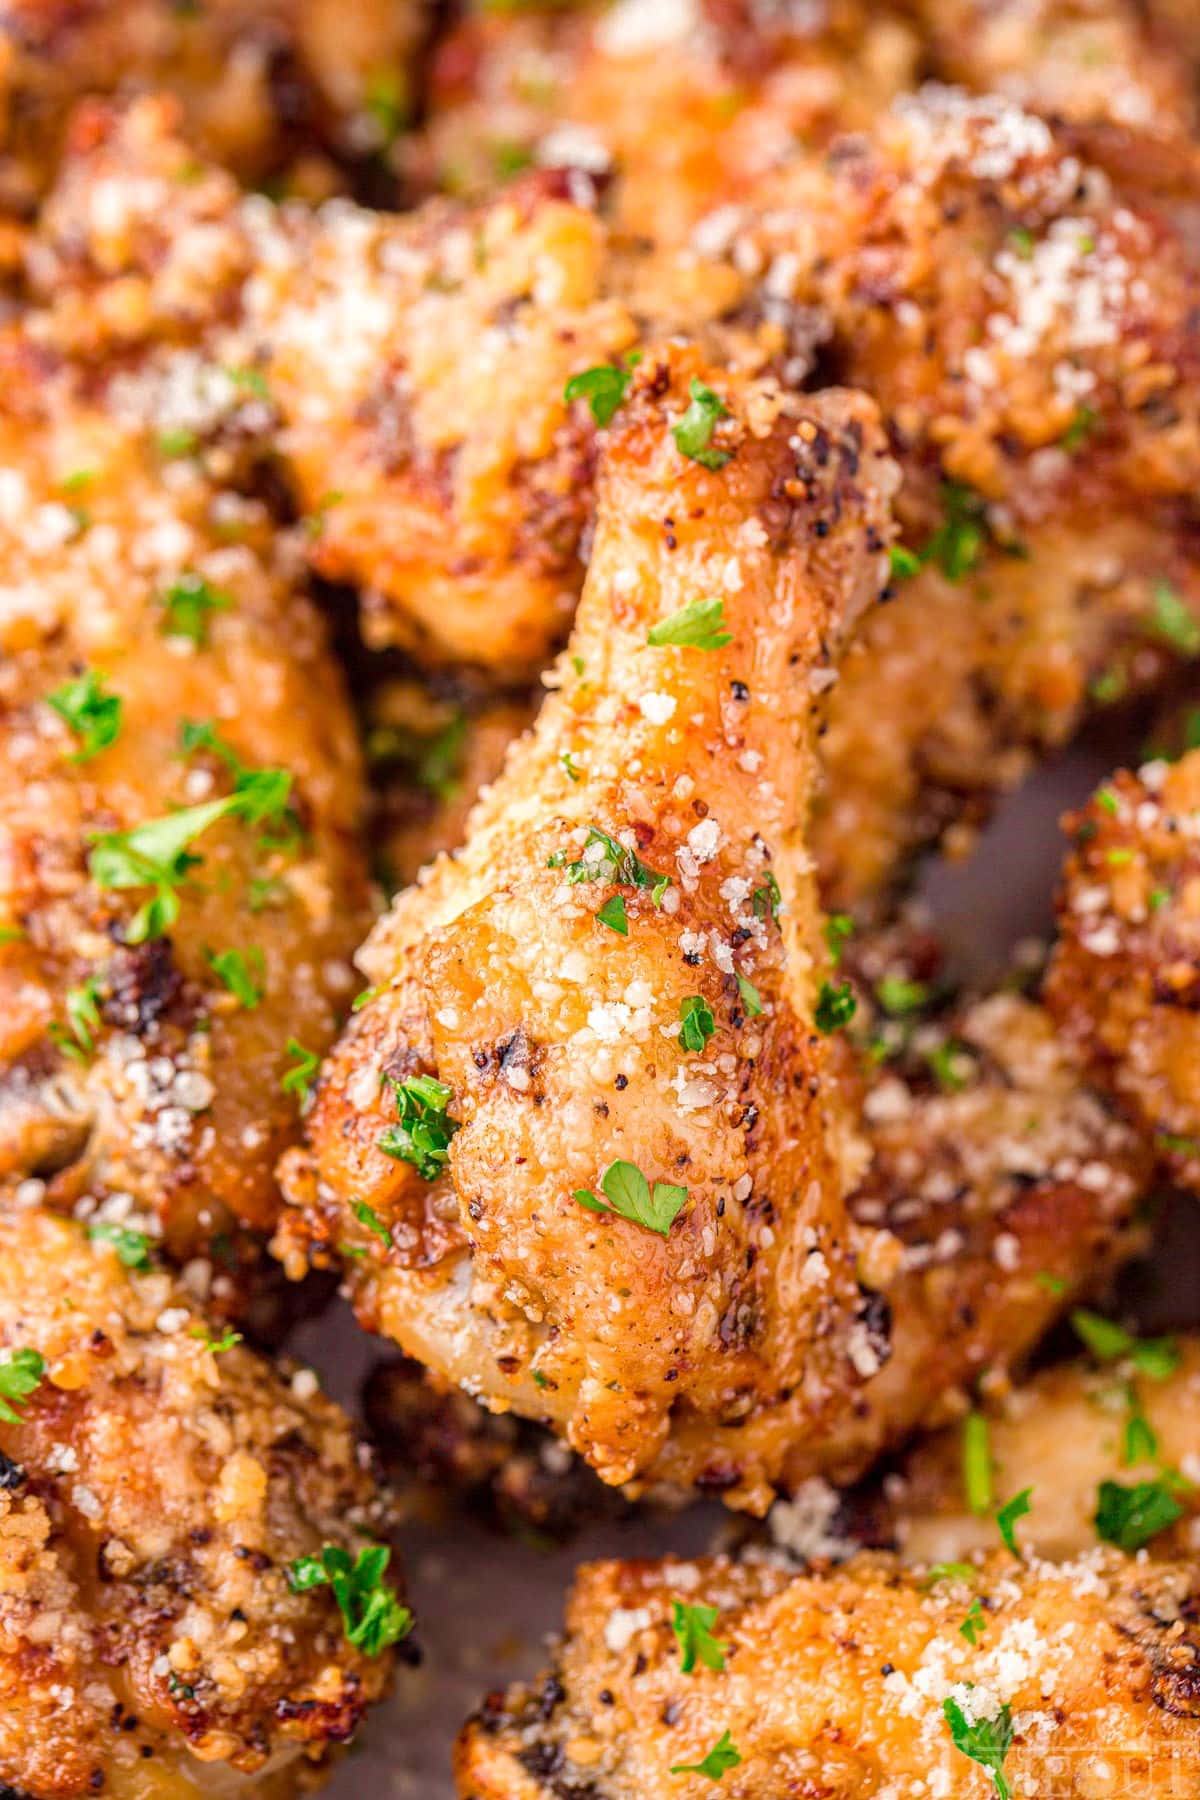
[0,1202,402,1800]
[1045,749,1200,1196]
[0,0,428,205]
[0,218,371,1286]
[457,1548,1200,1799]
[274,355,899,1510]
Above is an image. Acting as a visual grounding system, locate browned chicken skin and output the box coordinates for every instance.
[0,1203,405,1800]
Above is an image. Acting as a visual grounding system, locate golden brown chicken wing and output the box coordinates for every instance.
[1045,748,1200,1196]
[0,223,371,1291]
[0,0,429,207]
[0,1201,405,1800]
[457,1546,1200,1799]
[274,353,899,1509]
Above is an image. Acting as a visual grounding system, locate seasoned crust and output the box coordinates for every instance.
[456,1550,1200,1799]
[274,355,898,1510]
[0,218,371,1285]
[1045,750,1200,1196]
[0,1203,401,1800]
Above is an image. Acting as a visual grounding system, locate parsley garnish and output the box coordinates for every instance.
[563,356,640,427]
[671,379,731,471]
[647,597,731,651]
[160,573,232,646]
[281,1038,320,1108]
[157,426,199,459]
[1122,1395,1158,1466]
[1070,1310,1179,1381]
[190,1326,242,1354]
[815,980,856,1034]
[959,1597,987,1644]
[549,827,670,910]
[1061,406,1096,452]
[943,1693,1013,1800]
[561,751,583,783]
[47,670,122,763]
[922,1562,977,1588]
[995,1487,1032,1556]
[671,1600,729,1673]
[379,1074,459,1181]
[1149,581,1200,655]
[736,974,763,1017]
[670,1729,741,1780]
[679,995,716,1052]
[962,1411,993,1514]
[889,544,922,581]
[0,1348,45,1424]
[574,1159,687,1236]
[354,1200,392,1248]
[224,365,272,402]
[88,789,271,943]
[1094,1476,1185,1551]
[88,1222,152,1269]
[752,873,781,925]
[49,978,104,1063]
[286,1543,412,1656]
[824,913,853,964]
[596,894,628,934]
[875,975,928,1017]
[891,483,992,584]
[206,947,265,1009]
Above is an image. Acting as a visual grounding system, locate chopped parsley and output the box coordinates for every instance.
[281,1038,320,1108]
[752,873,781,925]
[0,1348,45,1425]
[1095,786,1119,816]
[1069,1310,1179,1381]
[49,978,104,1063]
[224,365,272,402]
[895,483,991,584]
[364,68,406,145]
[596,894,629,934]
[736,974,763,1017]
[646,597,731,651]
[157,426,199,459]
[206,946,265,1009]
[815,980,856,1034]
[574,1159,687,1237]
[561,751,583,783]
[679,995,716,1052]
[671,1600,729,1673]
[874,975,929,1017]
[942,1693,1013,1800]
[549,826,670,911]
[366,710,467,801]
[563,356,640,427]
[926,1039,973,1093]
[669,1729,742,1781]
[47,670,122,763]
[671,379,731,471]
[88,788,277,943]
[88,1223,152,1269]
[922,1561,977,1588]
[1060,406,1096,452]
[379,1074,459,1181]
[823,913,853,964]
[995,1487,1032,1557]
[889,544,922,581]
[190,1327,242,1354]
[354,1201,392,1248]
[160,573,232,646]
[286,1543,412,1656]
[959,1597,987,1645]
[1094,1476,1185,1552]
[962,1410,993,1514]
[1122,1395,1158,1466]
[1149,581,1200,656]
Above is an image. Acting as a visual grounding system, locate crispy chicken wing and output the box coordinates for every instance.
[0,0,428,206]
[0,1202,404,1800]
[0,210,371,1290]
[1046,749,1200,1196]
[458,1546,1200,1799]
[275,355,899,1508]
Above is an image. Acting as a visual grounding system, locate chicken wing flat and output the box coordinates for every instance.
[457,1546,1200,1799]
[275,354,899,1507]
[0,0,428,207]
[0,1201,405,1800]
[1046,748,1200,1197]
[0,200,371,1289]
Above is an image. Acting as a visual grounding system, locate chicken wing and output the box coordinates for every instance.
[0,1201,405,1800]
[1045,748,1200,1197]
[457,1547,1200,1799]
[0,196,371,1293]
[275,353,899,1508]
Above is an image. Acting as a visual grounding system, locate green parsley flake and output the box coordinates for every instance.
[286,1543,412,1656]
[281,1038,320,1108]
[1122,1396,1158,1466]
[875,975,929,1017]
[671,1600,729,1673]
[646,597,731,651]
[995,1487,1032,1557]
[669,1729,742,1781]
[959,1597,987,1645]
[1069,1310,1180,1381]
[815,980,856,1034]
[679,995,716,1052]
[1149,581,1200,656]
[379,1074,459,1181]
[160,573,232,646]
[157,426,200,459]
[596,894,629,934]
[564,356,640,427]
[942,1693,1013,1800]
[736,974,763,1017]
[206,946,265,1009]
[823,913,853,964]
[1094,1476,1186,1552]
[190,1327,242,1354]
[962,1410,994,1515]
[354,1201,392,1247]
[671,379,732,471]
[49,978,104,1063]
[889,544,922,582]
[47,670,122,763]
[922,1562,978,1588]
[574,1159,687,1237]
[549,826,670,908]
[922,483,989,582]
[561,751,583,783]
[752,873,781,925]
[0,1348,45,1425]
[88,1223,152,1269]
